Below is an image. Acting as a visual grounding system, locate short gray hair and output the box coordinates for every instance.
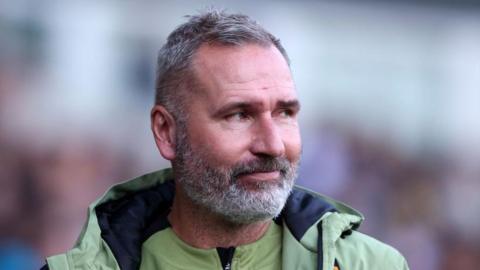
[154,10,290,119]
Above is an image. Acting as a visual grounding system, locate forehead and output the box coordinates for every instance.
[190,43,296,103]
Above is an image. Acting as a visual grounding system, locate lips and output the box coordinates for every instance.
[230,157,290,186]
[237,170,281,183]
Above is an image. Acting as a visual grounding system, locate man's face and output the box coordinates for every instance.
[173,43,301,224]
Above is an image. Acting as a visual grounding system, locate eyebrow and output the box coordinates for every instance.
[277,100,301,112]
[214,101,260,117]
[214,99,301,117]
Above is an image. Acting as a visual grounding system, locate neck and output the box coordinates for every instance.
[168,183,272,249]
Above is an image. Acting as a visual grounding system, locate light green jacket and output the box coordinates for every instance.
[44,168,409,270]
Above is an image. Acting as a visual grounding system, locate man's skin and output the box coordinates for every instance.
[150,43,301,249]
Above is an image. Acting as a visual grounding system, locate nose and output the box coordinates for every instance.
[250,116,285,158]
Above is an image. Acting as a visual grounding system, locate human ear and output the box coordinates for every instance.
[151,105,176,160]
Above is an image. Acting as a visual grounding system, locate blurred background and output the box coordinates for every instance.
[1,0,479,269]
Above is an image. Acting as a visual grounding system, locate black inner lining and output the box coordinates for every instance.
[216,247,236,270]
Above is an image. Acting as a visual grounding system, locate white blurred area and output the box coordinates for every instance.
[1,1,479,269]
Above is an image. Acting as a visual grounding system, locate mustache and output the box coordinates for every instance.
[231,157,292,178]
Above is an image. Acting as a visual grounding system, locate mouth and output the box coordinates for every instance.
[237,170,281,183]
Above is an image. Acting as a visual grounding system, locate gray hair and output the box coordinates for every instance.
[154,10,290,120]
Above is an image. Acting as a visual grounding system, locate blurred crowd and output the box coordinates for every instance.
[298,123,480,269]
[0,117,138,269]
[1,1,480,269]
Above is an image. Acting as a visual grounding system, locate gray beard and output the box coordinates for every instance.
[173,125,298,224]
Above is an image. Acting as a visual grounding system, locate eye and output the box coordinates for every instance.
[226,111,250,122]
[278,109,295,118]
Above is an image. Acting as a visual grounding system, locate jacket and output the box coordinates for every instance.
[43,168,409,270]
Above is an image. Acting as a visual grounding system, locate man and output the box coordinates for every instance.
[42,10,409,270]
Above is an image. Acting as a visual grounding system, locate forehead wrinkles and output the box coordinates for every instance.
[191,47,294,101]
[222,79,295,92]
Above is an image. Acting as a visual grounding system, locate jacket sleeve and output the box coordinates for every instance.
[396,252,410,270]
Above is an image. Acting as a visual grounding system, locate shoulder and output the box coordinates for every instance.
[336,230,409,270]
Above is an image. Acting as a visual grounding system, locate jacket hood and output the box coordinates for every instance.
[46,168,364,270]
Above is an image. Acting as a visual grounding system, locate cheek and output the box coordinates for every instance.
[189,124,251,164]
[282,127,302,161]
